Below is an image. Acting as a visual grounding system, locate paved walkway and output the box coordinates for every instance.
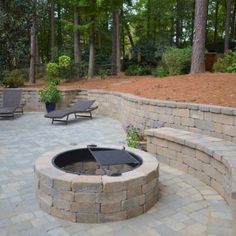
[0,113,234,236]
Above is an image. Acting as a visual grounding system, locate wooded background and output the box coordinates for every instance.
[0,0,234,81]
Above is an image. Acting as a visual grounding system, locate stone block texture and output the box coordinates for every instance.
[145,127,236,217]
[1,89,235,142]
[34,145,159,223]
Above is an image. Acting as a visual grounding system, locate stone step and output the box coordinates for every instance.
[69,91,89,107]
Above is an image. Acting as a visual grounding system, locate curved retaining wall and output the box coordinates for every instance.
[145,127,236,217]
[0,88,235,143]
[83,90,236,143]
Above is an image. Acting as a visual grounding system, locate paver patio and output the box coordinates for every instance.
[0,113,234,236]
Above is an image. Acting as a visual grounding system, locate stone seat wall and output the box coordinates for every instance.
[145,127,236,217]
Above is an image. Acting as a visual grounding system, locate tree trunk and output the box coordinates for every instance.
[88,26,95,79]
[191,0,208,73]
[147,0,151,38]
[29,26,36,83]
[57,2,62,53]
[214,0,219,43]
[121,7,125,60]
[74,6,81,80]
[124,22,134,48]
[224,0,231,52]
[231,0,236,39]
[112,10,121,75]
[205,0,209,43]
[190,0,195,43]
[176,0,182,47]
[29,0,37,83]
[74,6,81,64]
[35,35,40,65]
[50,0,55,61]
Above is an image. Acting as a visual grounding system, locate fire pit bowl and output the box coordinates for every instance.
[34,145,159,223]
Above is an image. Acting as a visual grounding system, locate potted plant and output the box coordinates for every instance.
[38,83,62,113]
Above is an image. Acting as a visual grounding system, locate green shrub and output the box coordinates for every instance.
[126,125,144,148]
[59,55,71,68]
[46,62,60,85]
[162,47,192,75]
[38,83,62,103]
[138,66,151,75]
[98,69,110,79]
[152,66,168,77]
[227,63,236,72]
[58,55,73,80]
[1,69,26,88]
[47,62,59,78]
[74,61,88,78]
[125,65,151,76]
[213,50,236,72]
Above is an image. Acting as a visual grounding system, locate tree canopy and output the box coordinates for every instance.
[0,0,235,80]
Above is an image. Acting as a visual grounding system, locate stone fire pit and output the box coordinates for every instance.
[34,145,159,223]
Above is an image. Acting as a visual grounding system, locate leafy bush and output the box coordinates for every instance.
[138,66,151,75]
[152,66,168,77]
[98,69,110,79]
[59,55,71,68]
[58,55,73,80]
[213,50,236,72]
[125,125,144,148]
[74,61,88,78]
[125,65,151,76]
[47,62,59,78]
[1,69,26,88]
[125,65,140,76]
[227,63,236,72]
[46,62,60,85]
[124,39,170,68]
[162,47,192,75]
[38,83,62,103]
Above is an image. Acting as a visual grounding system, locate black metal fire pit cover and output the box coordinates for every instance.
[88,148,139,166]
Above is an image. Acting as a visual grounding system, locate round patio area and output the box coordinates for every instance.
[0,113,234,236]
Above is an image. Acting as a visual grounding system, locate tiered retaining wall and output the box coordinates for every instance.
[84,90,236,143]
[0,89,78,112]
[0,88,235,143]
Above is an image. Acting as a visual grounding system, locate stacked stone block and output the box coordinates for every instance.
[34,145,159,223]
[145,127,236,217]
[1,88,235,143]
[85,90,236,143]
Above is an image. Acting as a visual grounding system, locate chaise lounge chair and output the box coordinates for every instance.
[44,100,98,124]
[0,89,24,118]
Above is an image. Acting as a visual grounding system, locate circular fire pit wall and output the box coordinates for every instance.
[34,145,159,223]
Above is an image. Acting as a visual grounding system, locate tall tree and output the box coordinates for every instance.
[214,0,220,43]
[191,0,208,73]
[50,0,55,61]
[74,6,81,65]
[29,0,37,83]
[57,1,63,53]
[0,0,32,76]
[112,9,121,75]
[88,0,96,79]
[231,0,236,39]
[224,0,231,51]
[176,0,182,47]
